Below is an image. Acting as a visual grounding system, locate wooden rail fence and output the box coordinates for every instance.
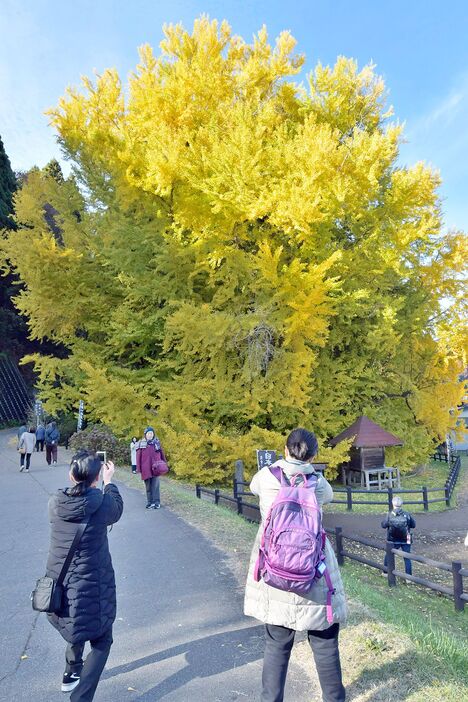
[195,478,468,612]
[231,454,462,512]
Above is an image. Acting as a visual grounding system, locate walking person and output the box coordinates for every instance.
[382,496,416,576]
[45,451,123,701]
[136,426,168,509]
[130,436,138,474]
[35,423,46,451]
[18,426,36,472]
[45,421,60,465]
[244,428,347,702]
[17,422,27,441]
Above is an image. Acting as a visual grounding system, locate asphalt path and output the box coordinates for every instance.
[0,429,313,701]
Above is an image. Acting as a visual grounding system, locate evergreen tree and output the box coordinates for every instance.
[1,19,466,480]
[0,135,16,230]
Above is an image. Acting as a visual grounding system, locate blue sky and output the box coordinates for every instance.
[1,0,467,231]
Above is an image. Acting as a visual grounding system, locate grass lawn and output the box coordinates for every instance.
[116,466,468,701]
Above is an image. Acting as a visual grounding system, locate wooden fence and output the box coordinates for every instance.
[232,454,462,512]
[332,527,468,613]
[195,481,468,612]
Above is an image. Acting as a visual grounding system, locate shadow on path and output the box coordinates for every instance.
[105,624,265,700]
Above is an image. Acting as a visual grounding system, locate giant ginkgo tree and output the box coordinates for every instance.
[1,18,466,481]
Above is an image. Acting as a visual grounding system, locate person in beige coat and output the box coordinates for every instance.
[244,428,346,702]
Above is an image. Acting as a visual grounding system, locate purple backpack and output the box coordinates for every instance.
[254,465,335,624]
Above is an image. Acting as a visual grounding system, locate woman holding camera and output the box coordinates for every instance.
[46,451,123,701]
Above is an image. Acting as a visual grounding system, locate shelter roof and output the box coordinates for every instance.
[329,415,403,448]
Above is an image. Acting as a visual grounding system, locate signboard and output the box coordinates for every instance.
[256,449,277,470]
[77,400,85,431]
[34,399,42,418]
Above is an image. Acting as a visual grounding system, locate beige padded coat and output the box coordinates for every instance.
[244,461,347,631]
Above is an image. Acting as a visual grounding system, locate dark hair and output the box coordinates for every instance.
[29,427,35,433]
[286,428,318,462]
[69,451,102,496]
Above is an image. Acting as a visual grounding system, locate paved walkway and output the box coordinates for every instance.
[0,429,314,702]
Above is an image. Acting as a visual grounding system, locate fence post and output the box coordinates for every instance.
[233,478,238,499]
[335,527,344,566]
[237,497,243,515]
[196,484,201,498]
[346,487,352,511]
[422,486,429,511]
[235,459,245,484]
[386,542,396,587]
[214,489,220,505]
[445,484,451,507]
[387,487,393,510]
[452,561,464,612]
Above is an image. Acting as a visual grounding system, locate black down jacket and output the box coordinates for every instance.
[46,484,123,644]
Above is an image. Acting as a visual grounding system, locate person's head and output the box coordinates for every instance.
[144,426,155,441]
[29,427,35,433]
[132,436,137,443]
[392,496,403,511]
[285,428,319,463]
[69,451,102,496]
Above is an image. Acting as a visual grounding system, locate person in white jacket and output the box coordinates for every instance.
[244,428,346,702]
[130,437,138,474]
[18,427,36,472]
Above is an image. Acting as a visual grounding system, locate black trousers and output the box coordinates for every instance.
[35,439,44,451]
[65,628,113,702]
[262,623,345,702]
[20,453,31,470]
[144,476,160,505]
[46,443,58,464]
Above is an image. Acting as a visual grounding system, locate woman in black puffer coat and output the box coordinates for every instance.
[46,451,123,702]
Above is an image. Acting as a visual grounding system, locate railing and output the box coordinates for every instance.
[232,455,462,512]
[332,527,468,613]
[195,484,468,612]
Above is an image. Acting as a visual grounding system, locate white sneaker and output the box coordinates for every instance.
[61,672,80,692]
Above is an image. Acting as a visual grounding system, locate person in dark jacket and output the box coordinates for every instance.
[382,496,416,576]
[46,451,123,701]
[136,426,167,509]
[35,423,46,451]
[45,421,60,465]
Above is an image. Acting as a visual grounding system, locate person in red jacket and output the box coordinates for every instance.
[136,427,167,509]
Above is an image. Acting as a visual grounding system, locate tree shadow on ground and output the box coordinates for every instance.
[104,624,265,700]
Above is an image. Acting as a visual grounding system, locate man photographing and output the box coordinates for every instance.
[45,452,123,701]
[382,496,416,576]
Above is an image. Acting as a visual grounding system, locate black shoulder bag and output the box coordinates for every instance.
[31,519,88,614]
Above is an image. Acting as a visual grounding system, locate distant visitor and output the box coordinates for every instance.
[136,426,168,509]
[382,496,416,576]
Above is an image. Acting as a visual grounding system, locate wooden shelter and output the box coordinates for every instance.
[329,416,403,490]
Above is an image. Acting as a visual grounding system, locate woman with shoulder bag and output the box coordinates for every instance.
[136,426,168,509]
[45,451,123,701]
[18,427,36,472]
[244,428,347,702]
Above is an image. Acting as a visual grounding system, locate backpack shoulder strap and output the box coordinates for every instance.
[56,519,89,587]
[269,465,283,482]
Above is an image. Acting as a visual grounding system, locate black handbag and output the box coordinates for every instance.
[31,520,88,614]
